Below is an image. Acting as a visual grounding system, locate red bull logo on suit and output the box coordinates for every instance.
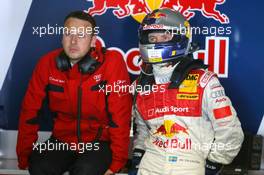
[153,120,191,149]
[154,120,189,138]
[153,137,192,150]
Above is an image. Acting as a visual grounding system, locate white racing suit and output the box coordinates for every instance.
[133,69,244,175]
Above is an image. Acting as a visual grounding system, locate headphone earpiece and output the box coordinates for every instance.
[56,50,101,74]
[56,51,71,71]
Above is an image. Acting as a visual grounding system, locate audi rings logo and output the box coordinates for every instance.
[211,89,225,98]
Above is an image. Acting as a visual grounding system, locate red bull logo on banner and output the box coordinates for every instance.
[149,12,167,19]
[160,0,229,24]
[96,36,230,77]
[85,0,229,24]
[86,1,231,77]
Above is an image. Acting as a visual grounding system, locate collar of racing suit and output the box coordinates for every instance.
[150,54,207,87]
[153,63,179,84]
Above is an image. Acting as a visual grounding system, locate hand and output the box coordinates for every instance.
[205,159,223,175]
[128,148,145,175]
[104,169,114,175]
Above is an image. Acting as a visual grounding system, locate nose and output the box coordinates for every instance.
[70,34,78,44]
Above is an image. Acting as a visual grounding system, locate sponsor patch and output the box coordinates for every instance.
[168,156,178,163]
[177,94,199,100]
[149,57,163,63]
[213,106,232,119]
[148,109,154,116]
[93,74,102,82]
[153,106,190,114]
[215,98,227,103]
[216,121,231,127]
[200,72,215,88]
[152,137,192,150]
[211,89,225,98]
[49,76,65,84]
[178,158,201,165]
[143,24,164,29]
[179,74,199,93]
[148,49,162,60]
[210,83,222,90]
[154,120,189,138]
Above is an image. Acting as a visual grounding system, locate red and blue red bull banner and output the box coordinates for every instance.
[0,0,263,136]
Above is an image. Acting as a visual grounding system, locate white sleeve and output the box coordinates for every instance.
[132,105,149,151]
[203,76,244,164]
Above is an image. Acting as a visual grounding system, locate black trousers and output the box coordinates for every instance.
[28,136,112,175]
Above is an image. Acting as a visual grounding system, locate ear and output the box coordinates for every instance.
[90,35,97,47]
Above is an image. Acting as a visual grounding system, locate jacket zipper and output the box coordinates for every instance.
[77,76,83,143]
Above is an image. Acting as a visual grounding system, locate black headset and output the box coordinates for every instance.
[56,49,102,74]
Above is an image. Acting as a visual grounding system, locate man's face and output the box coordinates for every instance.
[147,32,174,67]
[62,17,96,63]
[148,32,173,43]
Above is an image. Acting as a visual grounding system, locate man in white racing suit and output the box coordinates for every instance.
[129,8,244,175]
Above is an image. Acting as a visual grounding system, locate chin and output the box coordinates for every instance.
[67,53,80,59]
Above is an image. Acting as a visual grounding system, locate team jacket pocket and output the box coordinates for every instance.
[46,84,69,112]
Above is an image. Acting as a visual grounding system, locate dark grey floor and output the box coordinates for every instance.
[0,159,264,175]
